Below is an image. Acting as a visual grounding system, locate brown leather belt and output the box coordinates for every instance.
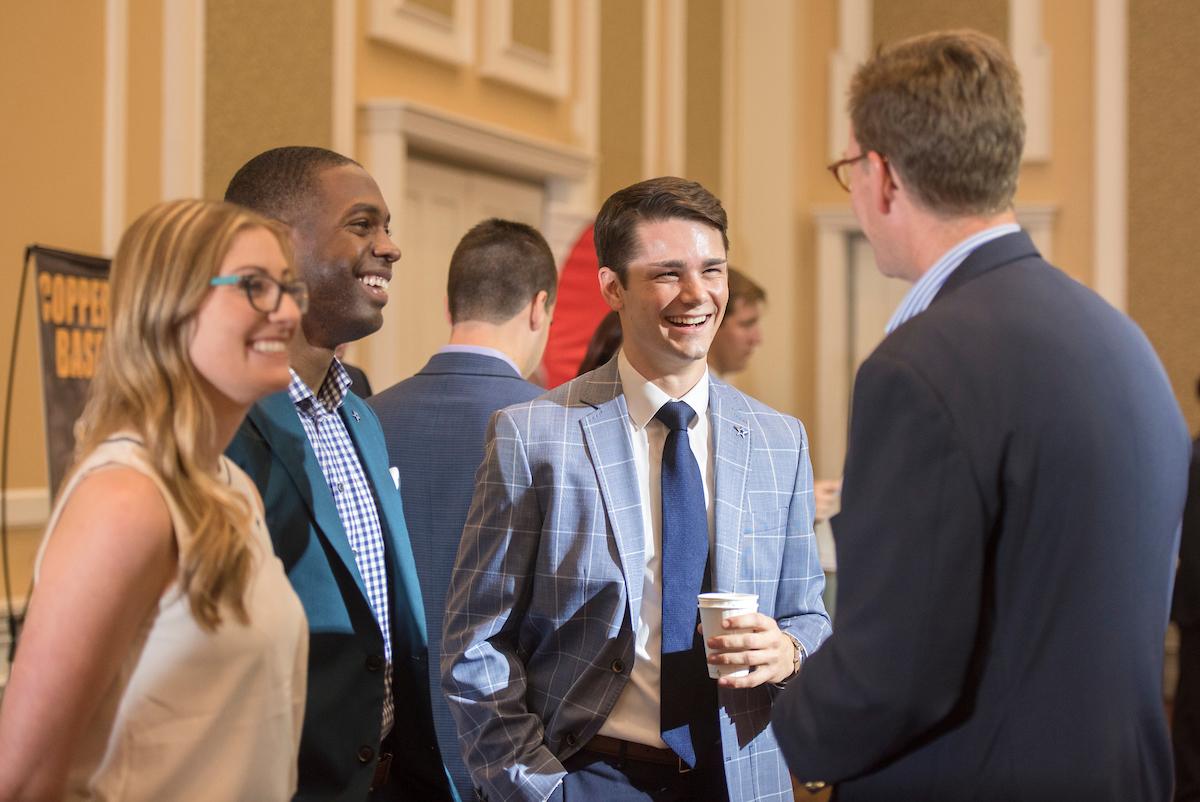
[583,735,691,773]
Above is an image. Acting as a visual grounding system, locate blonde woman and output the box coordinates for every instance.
[0,200,309,801]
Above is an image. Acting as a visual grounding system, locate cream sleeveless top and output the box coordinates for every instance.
[35,436,308,801]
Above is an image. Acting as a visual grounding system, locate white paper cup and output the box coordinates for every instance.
[698,592,759,678]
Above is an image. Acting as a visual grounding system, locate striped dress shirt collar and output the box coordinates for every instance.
[885,223,1021,334]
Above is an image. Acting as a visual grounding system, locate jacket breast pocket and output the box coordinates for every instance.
[742,505,787,537]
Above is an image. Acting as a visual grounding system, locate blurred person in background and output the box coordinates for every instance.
[576,309,622,375]
[707,267,765,378]
[367,217,558,798]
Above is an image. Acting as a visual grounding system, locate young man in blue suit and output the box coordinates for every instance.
[223,147,457,802]
[772,31,1190,800]
[442,177,831,802]
[367,218,558,798]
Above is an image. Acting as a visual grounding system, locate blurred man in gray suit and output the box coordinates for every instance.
[368,218,557,798]
[443,177,830,802]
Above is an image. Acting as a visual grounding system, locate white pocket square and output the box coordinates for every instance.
[389,467,400,489]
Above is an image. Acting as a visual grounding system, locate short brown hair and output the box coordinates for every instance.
[849,29,1024,216]
[447,218,558,324]
[594,176,728,283]
[725,267,766,322]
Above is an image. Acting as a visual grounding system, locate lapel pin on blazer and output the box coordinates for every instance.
[734,424,748,438]
[350,409,361,422]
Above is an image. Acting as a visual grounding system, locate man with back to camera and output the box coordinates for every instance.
[367,218,558,798]
[223,146,457,801]
[707,267,765,378]
[771,30,1190,800]
[442,176,831,802]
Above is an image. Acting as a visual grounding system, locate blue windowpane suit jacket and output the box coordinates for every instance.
[368,350,545,799]
[226,389,458,802]
[442,358,832,802]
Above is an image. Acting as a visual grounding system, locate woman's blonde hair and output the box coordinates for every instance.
[74,199,293,631]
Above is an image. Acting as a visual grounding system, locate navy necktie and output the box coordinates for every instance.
[655,401,714,767]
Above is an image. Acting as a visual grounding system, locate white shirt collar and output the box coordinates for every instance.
[616,350,710,432]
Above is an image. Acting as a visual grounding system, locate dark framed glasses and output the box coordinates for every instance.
[209,273,309,314]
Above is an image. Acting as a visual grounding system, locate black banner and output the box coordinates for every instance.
[28,246,110,498]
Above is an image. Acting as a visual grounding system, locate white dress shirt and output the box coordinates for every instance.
[597,351,717,747]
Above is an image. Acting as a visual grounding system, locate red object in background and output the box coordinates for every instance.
[540,224,611,388]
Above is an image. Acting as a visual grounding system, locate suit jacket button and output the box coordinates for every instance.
[565,733,577,746]
[611,659,625,673]
[366,654,384,671]
[358,745,375,763]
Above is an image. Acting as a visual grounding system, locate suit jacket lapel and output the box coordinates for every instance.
[341,394,429,645]
[709,379,751,592]
[248,393,372,605]
[577,364,648,625]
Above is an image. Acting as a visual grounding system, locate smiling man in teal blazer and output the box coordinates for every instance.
[224,146,457,802]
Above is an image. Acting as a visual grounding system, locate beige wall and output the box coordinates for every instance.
[598,0,646,200]
[874,0,1007,45]
[1015,0,1094,285]
[358,0,578,150]
[1129,0,1200,431]
[126,0,163,223]
[0,2,106,598]
[685,0,724,198]
[205,0,333,198]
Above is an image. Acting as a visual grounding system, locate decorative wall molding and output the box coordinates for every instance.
[358,100,595,377]
[1,488,51,529]
[724,0,798,412]
[827,0,871,162]
[829,0,1051,163]
[368,0,475,67]
[812,203,1059,478]
[161,0,204,199]
[1010,0,1051,161]
[719,0,737,200]
[360,101,591,182]
[480,0,570,99]
[570,0,600,210]
[332,0,357,157]
[1093,0,1127,311]
[639,0,687,177]
[662,0,687,177]
[642,0,660,178]
[102,0,128,254]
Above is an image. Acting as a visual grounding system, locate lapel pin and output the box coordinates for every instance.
[351,409,361,422]
[734,424,748,438]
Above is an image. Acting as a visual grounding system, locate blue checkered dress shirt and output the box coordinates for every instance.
[288,361,394,736]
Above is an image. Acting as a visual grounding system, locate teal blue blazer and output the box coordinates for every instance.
[227,390,458,801]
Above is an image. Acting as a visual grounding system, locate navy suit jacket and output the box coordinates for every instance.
[772,231,1191,800]
[227,388,457,802]
[368,351,543,798]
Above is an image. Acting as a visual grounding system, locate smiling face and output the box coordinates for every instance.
[289,163,399,348]
[600,217,728,389]
[189,226,300,415]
